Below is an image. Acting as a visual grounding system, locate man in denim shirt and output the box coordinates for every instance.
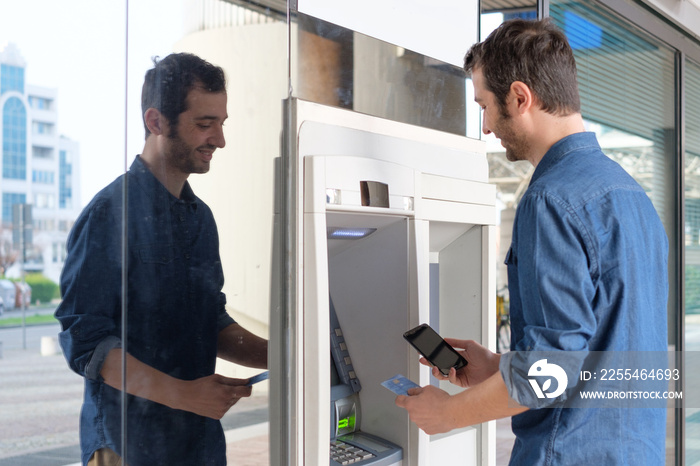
[56,53,268,465]
[396,19,668,464]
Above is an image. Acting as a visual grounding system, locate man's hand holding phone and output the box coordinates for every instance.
[397,330,510,436]
[421,339,500,388]
[403,324,468,378]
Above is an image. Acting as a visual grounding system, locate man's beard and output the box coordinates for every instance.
[166,130,213,175]
[495,112,530,163]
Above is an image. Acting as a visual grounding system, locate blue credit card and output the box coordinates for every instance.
[246,371,269,386]
[381,374,420,396]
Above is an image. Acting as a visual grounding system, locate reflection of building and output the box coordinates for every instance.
[0,43,81,283]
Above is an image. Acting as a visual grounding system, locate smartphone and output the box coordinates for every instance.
[403,324,467,376]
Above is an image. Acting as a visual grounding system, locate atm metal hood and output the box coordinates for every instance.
[222,0,537,18]
[221,0,287,17]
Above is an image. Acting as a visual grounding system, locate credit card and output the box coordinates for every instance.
[246,371,269,386]
[381,374,420,396]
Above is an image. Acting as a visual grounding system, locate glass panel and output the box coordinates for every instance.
[122,1,285,463]
[549,0,677,323]
[477,5,538,463]
[483,2,678,463]
[290,11,477,136]
[685,57,700,465]
[479,4,536,463]
[1,0,285,464]
[479,0,537,291]
[549,3,678,464]
[0,1,128,464]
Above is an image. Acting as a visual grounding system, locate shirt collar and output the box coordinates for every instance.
[129,156,199,211]
[530,132,600,186]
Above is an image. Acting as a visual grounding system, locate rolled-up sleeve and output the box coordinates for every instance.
[216,293,236,333]
[85,336,122,381]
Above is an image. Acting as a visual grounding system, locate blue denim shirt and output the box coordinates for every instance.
[499,133,668,465]
[56,156,236,465]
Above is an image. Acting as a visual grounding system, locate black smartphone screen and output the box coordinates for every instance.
[403,324,467,376]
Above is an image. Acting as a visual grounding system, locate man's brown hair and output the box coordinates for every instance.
[464,18,581,117]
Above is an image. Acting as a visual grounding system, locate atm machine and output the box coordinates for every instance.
[270,98,497,465]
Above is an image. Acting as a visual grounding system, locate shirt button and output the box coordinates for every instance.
[179,215,185,222]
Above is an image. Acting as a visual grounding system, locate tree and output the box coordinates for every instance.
[0,226,19,277]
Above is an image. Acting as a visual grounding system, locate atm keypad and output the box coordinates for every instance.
[330,440,375,464]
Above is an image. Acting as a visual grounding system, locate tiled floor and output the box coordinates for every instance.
[226,430,270,464]
[496,417,515,465]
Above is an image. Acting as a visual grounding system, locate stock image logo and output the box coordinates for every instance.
[528,359,568,399]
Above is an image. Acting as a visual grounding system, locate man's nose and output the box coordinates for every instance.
[482,113,492,135]
[211,125,225,148]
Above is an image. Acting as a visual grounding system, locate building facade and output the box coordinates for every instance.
[0,43,81,284]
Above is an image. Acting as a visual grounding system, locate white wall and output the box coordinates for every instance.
[176,24,288,338]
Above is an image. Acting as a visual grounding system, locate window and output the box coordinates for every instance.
[33,146,54,159]
[28,95,52,110]
[2,192,27,224]
[0,63,24,94]
[59,150,72,209]
[32,121,53,135]
[2,96,27,179]
[51,241,67,262]
[484,1,681,461]
[549,0,678,461]
[32,170,55,184]
[35,218,55,231]
[684,57,700,464]
[550,1,676,224]
[34,192,55,209]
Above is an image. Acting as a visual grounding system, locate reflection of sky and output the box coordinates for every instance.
[0,0,184,207]
[481,13,503,41]
[563,11,602,50]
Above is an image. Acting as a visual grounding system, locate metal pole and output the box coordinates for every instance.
[19,204,26,350]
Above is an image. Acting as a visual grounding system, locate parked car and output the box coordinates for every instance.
[0,280,15,312]
[0,296,4,316]
[12,282,31,308]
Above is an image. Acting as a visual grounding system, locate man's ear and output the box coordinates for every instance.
[509,81,535,115]
[144,108,166,136]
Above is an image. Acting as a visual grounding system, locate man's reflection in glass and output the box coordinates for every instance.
[55,53,268,466]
